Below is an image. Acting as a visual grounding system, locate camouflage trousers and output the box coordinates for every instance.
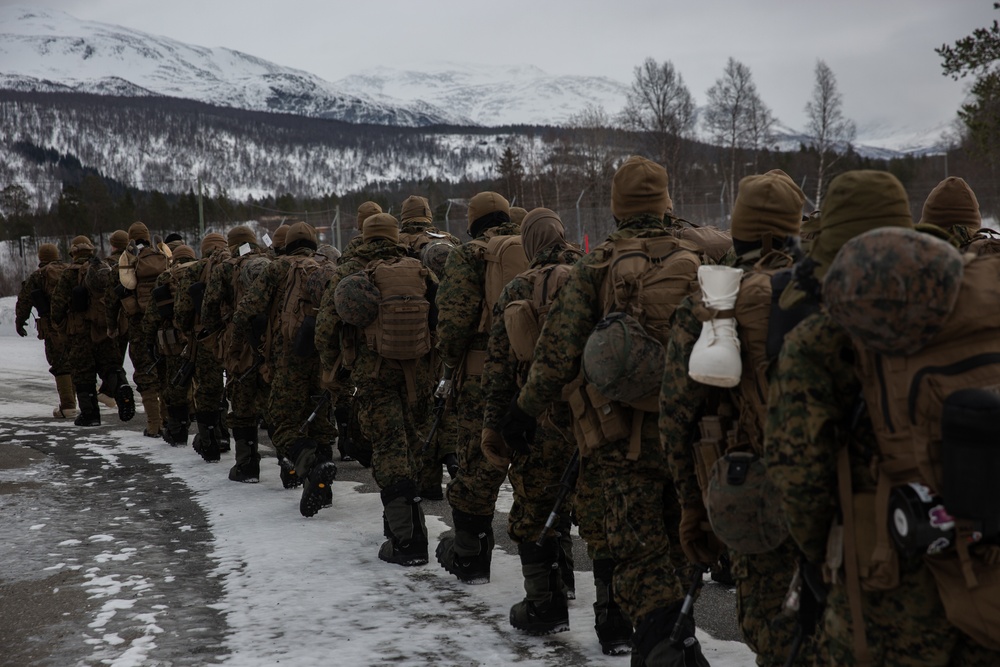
[192,342,224,414]
[445,375,507,517]
[596,409,687,626]
[506,405,575,544]
[125,315,160,392]
[575,453,611,561]
[43,335,71,377]
[355,364,420,490]
[226,363,266,428]
[820,558,1000,666]
[66,334,122,389]
[267,355,334,458]
[732,539,807,667]
[159,352,188,408]
[416,410,458,494]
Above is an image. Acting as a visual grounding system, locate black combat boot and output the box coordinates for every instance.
[557,520,576,600]
[278,457,301,489]
[435,508,493,584]
[290,438,337,517]
[333,404,354,462]
[631,603,709,667]
[228,425,260,483]
[378,479,429,567]
[162,405,190,447]
[74,384,101,426]
[510,538,570,635]
[113,370,135,422]
[593,558,633,655]
[194,411,221,462]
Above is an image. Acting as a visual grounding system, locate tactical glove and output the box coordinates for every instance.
[497,396,536,456]
[15,322,27,337]
[480,427,512,471]
[679,503,725,566]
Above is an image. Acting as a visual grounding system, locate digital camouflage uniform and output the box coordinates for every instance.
[515,212,695,656]
[398,214,462,499]
[765,312,997,666]
[15,252,74,415]
[435,214,521,582]
[315,228,435,564]
[660,248,806,667]
[50,241,126,425]
[140,249,198,445]
[233,229,337,516]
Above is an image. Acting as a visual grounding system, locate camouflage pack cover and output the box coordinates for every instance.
[419,238,456,276]
[305,261,337,307]
[823,227,964,355]
[582,312,665,406]
[334,272,381,327]
[705,452,789,554]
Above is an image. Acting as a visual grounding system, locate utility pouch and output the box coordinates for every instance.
[188,281,206,317]
[121,293,140,317]
[34,317,50,340]
[925,543,1000,651]
[157,328,184,356]
[153,284,174,320]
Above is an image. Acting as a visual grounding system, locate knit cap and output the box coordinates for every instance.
[918,176,981,231]
[731,170,805,242]
[357,201,383,231]
[467,191,510,229]
[128,221,150,243]
[400,196,432,223]
[201,232,227,256]
[611,156,672,220]
[363,213,400,243]
[38,243,59,263]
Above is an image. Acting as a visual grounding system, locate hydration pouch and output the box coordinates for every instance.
[70,285,90,313]
[293,315,317,357]
[941,389,1000,542]
[188,281,207,317]
[153,284,174,320]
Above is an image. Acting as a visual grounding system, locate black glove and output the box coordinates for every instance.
[497,396,536,455]
[15,322,27,337]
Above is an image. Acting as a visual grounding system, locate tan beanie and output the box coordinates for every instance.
[227,226,257,250]
[70,235,95,257]
[400,195,432,223]
[357,201,383,231]
[37,243,60,263]
[918,176,981,231]
[272,224,290,249]
[110,230,129,250]
[171,245,196,263]
[467,191,510,230]
[363,213,400,243]
[521,208,567,260]
[285,221,317,248]
[731,170,806,242]
[201,232,226,256]
[808,170,914,275]
[509,206,528,227]
[611,156,672,220]
[128,221,150,243]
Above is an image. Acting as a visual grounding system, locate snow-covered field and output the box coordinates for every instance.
[0,296,754,666]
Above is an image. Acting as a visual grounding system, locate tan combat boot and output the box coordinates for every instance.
[53,374,79,419]
[140,389,163,438]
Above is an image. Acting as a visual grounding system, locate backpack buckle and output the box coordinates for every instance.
[725,452,756,486]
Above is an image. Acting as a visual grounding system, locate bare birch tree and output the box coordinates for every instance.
[619,58,696,177]
[805,60,856,206]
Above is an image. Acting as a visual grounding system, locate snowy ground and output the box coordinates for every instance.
[0,296,755,666]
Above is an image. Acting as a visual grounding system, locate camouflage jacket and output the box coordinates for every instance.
[337,234,365,265]
[315,239,431,379]
[139,260,197,347]
[15,261,65,329]
[517,214,689,417]
[764,311,878,564]
[481,245,582,430]
[231,248,314,360]
[435,220,521,367]
[173,249,230,335]
[50,256,93,328]
[201,249,265,336]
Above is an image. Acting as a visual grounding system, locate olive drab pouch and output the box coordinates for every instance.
[706,451,789,554]
[504,263,573,363]
[564,376,630,456]
[469,233,528,334]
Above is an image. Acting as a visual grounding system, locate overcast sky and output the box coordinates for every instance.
[5,0,997,133]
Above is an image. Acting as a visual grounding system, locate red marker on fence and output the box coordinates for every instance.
[584,234,589,253]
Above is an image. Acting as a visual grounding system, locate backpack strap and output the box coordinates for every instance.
[837,444,874,667]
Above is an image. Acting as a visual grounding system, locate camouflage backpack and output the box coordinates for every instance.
[468,232,528,334]
[222,252,270,372]
[824,227,1000,651]
[362,256,431,361]
[962,228,1000,256]
[399,228,458,272]
[118,244,168,316]
[696,249,797,554]
[31,262,65,340]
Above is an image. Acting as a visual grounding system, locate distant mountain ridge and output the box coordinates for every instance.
[0,6,951,157]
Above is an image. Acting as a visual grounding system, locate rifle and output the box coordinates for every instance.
[668,565,708,646]
[143,346,162,375]
[535,450,581,546]
[783,560,827,667]
[300,390,332,434]
[225,352,264,389]
[171,337,198,388]
[419,395,448,456]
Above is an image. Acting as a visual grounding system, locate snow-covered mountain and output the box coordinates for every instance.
[335,63,631,127]
[0,6,470,127]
